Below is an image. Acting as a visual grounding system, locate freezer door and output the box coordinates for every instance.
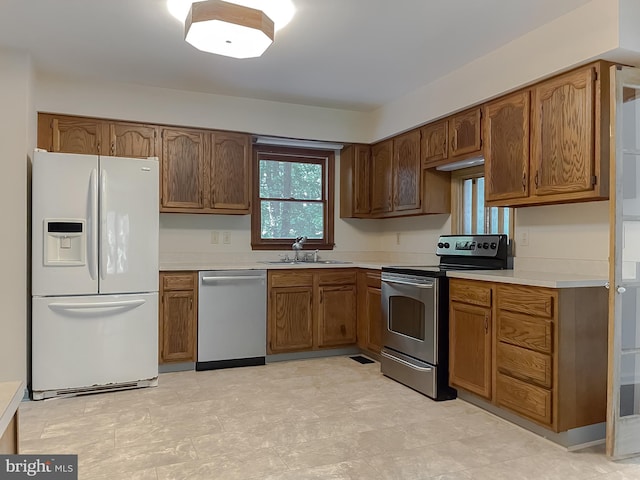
[32,151,99,296]
[32,293,158,393]
[98,156,159,294]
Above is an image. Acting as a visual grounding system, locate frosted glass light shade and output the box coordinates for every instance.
[185,0,274,59]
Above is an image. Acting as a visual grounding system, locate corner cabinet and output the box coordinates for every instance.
[449,277,608,433]
[340,144,372,218]
[267,269,357,354]
[159,272,198,363]
[485,61,610,207]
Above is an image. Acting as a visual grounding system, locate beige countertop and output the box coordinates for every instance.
[0,381,24,437]
[159,261,385,271]
[446,269,608,288]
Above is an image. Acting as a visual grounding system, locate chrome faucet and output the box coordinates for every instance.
[292,236,307,261]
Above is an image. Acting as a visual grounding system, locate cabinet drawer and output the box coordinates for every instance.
[269,271,313,288]
[497,342,552,388]
[498,311,553,354]
[496,373,552,426]
[162,273,195,291]
[317,270,357,286]
[450,280,492,307]
[497,284,554,318]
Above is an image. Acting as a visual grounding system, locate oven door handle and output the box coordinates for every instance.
[381,350,433,372]
[383,279,434,289]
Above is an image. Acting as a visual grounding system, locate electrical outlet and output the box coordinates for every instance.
[519,229,529,246]
[223,231,231,244]
[210,231,219,244]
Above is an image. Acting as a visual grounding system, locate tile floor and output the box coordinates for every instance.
[19,356,640,479]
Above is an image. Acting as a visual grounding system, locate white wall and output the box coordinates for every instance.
[0,49,32,384]
[369,0,622,141]
[514,201,610,276]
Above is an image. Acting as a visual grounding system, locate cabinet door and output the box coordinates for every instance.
[393,130,421,212]
[421,120,448,168]
[317,284,357,347]
[364,284,382,353]
[110,122,159,158]
[210,131,251,211]
[531,65,596,196]
[449,108,482,158]
[449,301,492,399]
[484,90,530,203]
[370,140,393,215]
[269,286,313,353]
[161,128,205,209]
[161,290,196,363]
[353,145,372,215]
[38,114,104,155]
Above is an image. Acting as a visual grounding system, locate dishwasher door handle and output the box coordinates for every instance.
[201,275,266,284]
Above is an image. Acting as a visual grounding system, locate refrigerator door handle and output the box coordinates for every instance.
[88,168,98,281]
[99,169,108,281]
[49,299,146,311]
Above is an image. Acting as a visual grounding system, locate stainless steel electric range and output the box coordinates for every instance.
[380,234,510,401]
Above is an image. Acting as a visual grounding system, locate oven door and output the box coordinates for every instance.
[381,273,438,364]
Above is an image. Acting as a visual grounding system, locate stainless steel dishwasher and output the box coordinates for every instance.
[197,270,267,371]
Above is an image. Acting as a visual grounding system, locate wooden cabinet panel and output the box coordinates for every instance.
[393,130,421,212]
[496,373,552,426]
[269,286,314,353]
[270,271,313,288]
[449,300,492,399]
[339,144,371,218]
[317,284,357,347]
[449,108,482,158]
[210,131,251,211]
[531,65,596,197]
[449,279,492,307]
[317,270,357,286]
[498,311,553,354]
[421,120,448,168]
[357,270,382,354]
[38,114,104,155]
[484,90,530,203]
[159,272,197,364]
[0,413,18,454]
[110,123,159,158]
[370,140,393,215]
[497,342,552,388]
[161,128,205,209]
[497,284,554,318]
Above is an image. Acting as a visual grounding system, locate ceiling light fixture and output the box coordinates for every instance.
[167,0,295,59]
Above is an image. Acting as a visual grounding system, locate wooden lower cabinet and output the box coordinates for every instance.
[449,278,608,433]
[268,269,358,354]
[159,272,198,363]
[449,279,493,399]
[357,270,382,354]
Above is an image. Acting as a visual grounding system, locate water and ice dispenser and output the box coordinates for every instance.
[44,219,86,266]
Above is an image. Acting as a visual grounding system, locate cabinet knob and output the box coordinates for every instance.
[617,286,627,294]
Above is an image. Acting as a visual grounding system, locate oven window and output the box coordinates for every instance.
[389,296,425,340]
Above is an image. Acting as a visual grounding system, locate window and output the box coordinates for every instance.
[251,146,335,250]
[452,166,513,237]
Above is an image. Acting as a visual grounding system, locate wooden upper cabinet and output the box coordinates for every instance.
[38,114,104,155]
[449,107,482,158]
[370,140,393,215]
[109,123,159,158]
[531,65,596,197]
[421,120,448,168]
[352,145,372,215]
[484,90,531,203]
[161,127,205,210]
[209,131,251,211]
[393,130,421,212]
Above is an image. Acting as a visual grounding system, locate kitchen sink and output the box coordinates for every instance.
[259,260,352,265]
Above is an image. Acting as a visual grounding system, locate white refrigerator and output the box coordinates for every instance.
[31,150,159,400]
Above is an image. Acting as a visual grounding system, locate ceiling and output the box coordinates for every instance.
[0,0,594,112]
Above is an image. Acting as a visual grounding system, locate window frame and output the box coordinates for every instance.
[451,166,514,237]
[251,145,335,250]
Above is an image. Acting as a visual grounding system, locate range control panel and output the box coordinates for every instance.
[436,234,507,257]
